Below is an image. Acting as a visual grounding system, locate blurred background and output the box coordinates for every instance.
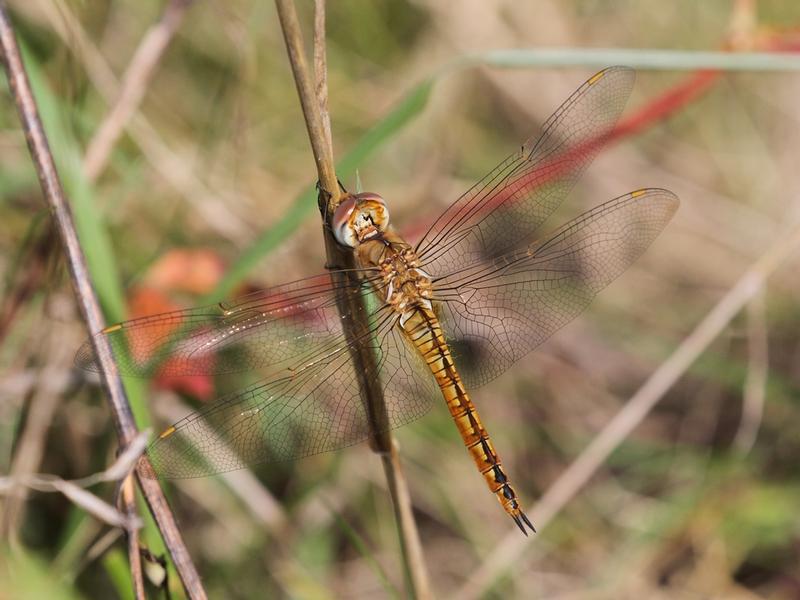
[2,0,800,598]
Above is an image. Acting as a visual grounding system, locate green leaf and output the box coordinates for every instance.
[19,43,126,322]
[0,548,86,600]
[103,549,135,600]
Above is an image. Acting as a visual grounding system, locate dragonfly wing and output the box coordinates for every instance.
[145,311,439,477]
[75,272,381,377]
[416,66,635,276]
[431,189,679,389]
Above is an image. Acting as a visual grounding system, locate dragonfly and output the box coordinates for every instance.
[77,66,678,535]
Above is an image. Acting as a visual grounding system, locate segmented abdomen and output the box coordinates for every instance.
[400,306,530,528]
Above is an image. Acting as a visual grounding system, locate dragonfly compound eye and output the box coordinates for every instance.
[333,193,390,247]
[332,196,358,247]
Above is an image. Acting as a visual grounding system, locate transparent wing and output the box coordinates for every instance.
[144,312,438,478]
[75,271,381,377]
[416,66,635,275]
[431,189,679,388]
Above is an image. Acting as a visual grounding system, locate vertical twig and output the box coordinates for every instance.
[734,290,768,452]
[273,1,432,598]
[0,5,207,599]
[83,0,195,182]
[36,0,247,240]
[274,0,336,192]
[313,0,333,155]
[729,0,757,49]
[0,316,71,539]
[120,474,146,600]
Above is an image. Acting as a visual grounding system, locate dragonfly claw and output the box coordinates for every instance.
[317,179,350,221]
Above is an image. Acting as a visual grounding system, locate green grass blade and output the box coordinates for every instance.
[452,48,800,72]
[20,43,126,323]
[102,549,135,600]
[19,43,154,428]
[0,548,85,600]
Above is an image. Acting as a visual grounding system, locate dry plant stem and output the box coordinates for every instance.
[456,222,800,600]
[1,322,70,539]
[313,0,333,154]
[734,291,768,452]
[121,474,146,600]
[274,0,336,193]
[381,442,433,599]
[83,0,194,182]
[273,1,431,597]
[0,6,207,599]
[730,0,757,49]
[84,528,125,567]
[36,0,247,240]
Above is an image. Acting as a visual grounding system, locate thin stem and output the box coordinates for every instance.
[36,0,247,240]
[0,317,69,540]
[313,0,333,155]
[273,1,431,597]
[0,5,206,599]
[83,0,194,182]
[121,475,145,600]
[381,443,433,599]
[734,291,768,452]
[274,0,336,194]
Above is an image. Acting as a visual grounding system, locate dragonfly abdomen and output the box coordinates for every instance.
[400,306,535,534]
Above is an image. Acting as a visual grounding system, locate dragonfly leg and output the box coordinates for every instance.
[317,179,352,230]
[315,178,349,201]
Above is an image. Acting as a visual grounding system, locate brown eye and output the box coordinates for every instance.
[332,196,357,247]
[354,192,387,209]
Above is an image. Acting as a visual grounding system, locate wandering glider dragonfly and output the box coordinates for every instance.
[77,67,678,534]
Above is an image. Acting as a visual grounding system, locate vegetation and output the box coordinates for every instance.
[2,1,800,598]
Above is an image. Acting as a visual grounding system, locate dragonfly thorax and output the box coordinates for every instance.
[355,234,433,316]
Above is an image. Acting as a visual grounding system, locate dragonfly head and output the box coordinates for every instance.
[332,192,390,247]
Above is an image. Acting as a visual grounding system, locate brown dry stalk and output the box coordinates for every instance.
[83,0,194,182]
[313,0,333,156]
[734,291,768,452]
[273,1,432,597]
[0,312,71,539]
[120,474,145,600]
[274,0,336,193]
[35,0,247,240]
[0,5,207,598]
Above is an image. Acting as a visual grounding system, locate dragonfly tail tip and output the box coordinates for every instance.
[512,514,530,536]
[512,510,536,536]
[521,510,536,534]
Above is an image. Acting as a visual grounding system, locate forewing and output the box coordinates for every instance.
[75,272,380,377]
[416,66,635,275]
[145,312,439,477]
[432,189,679,388]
